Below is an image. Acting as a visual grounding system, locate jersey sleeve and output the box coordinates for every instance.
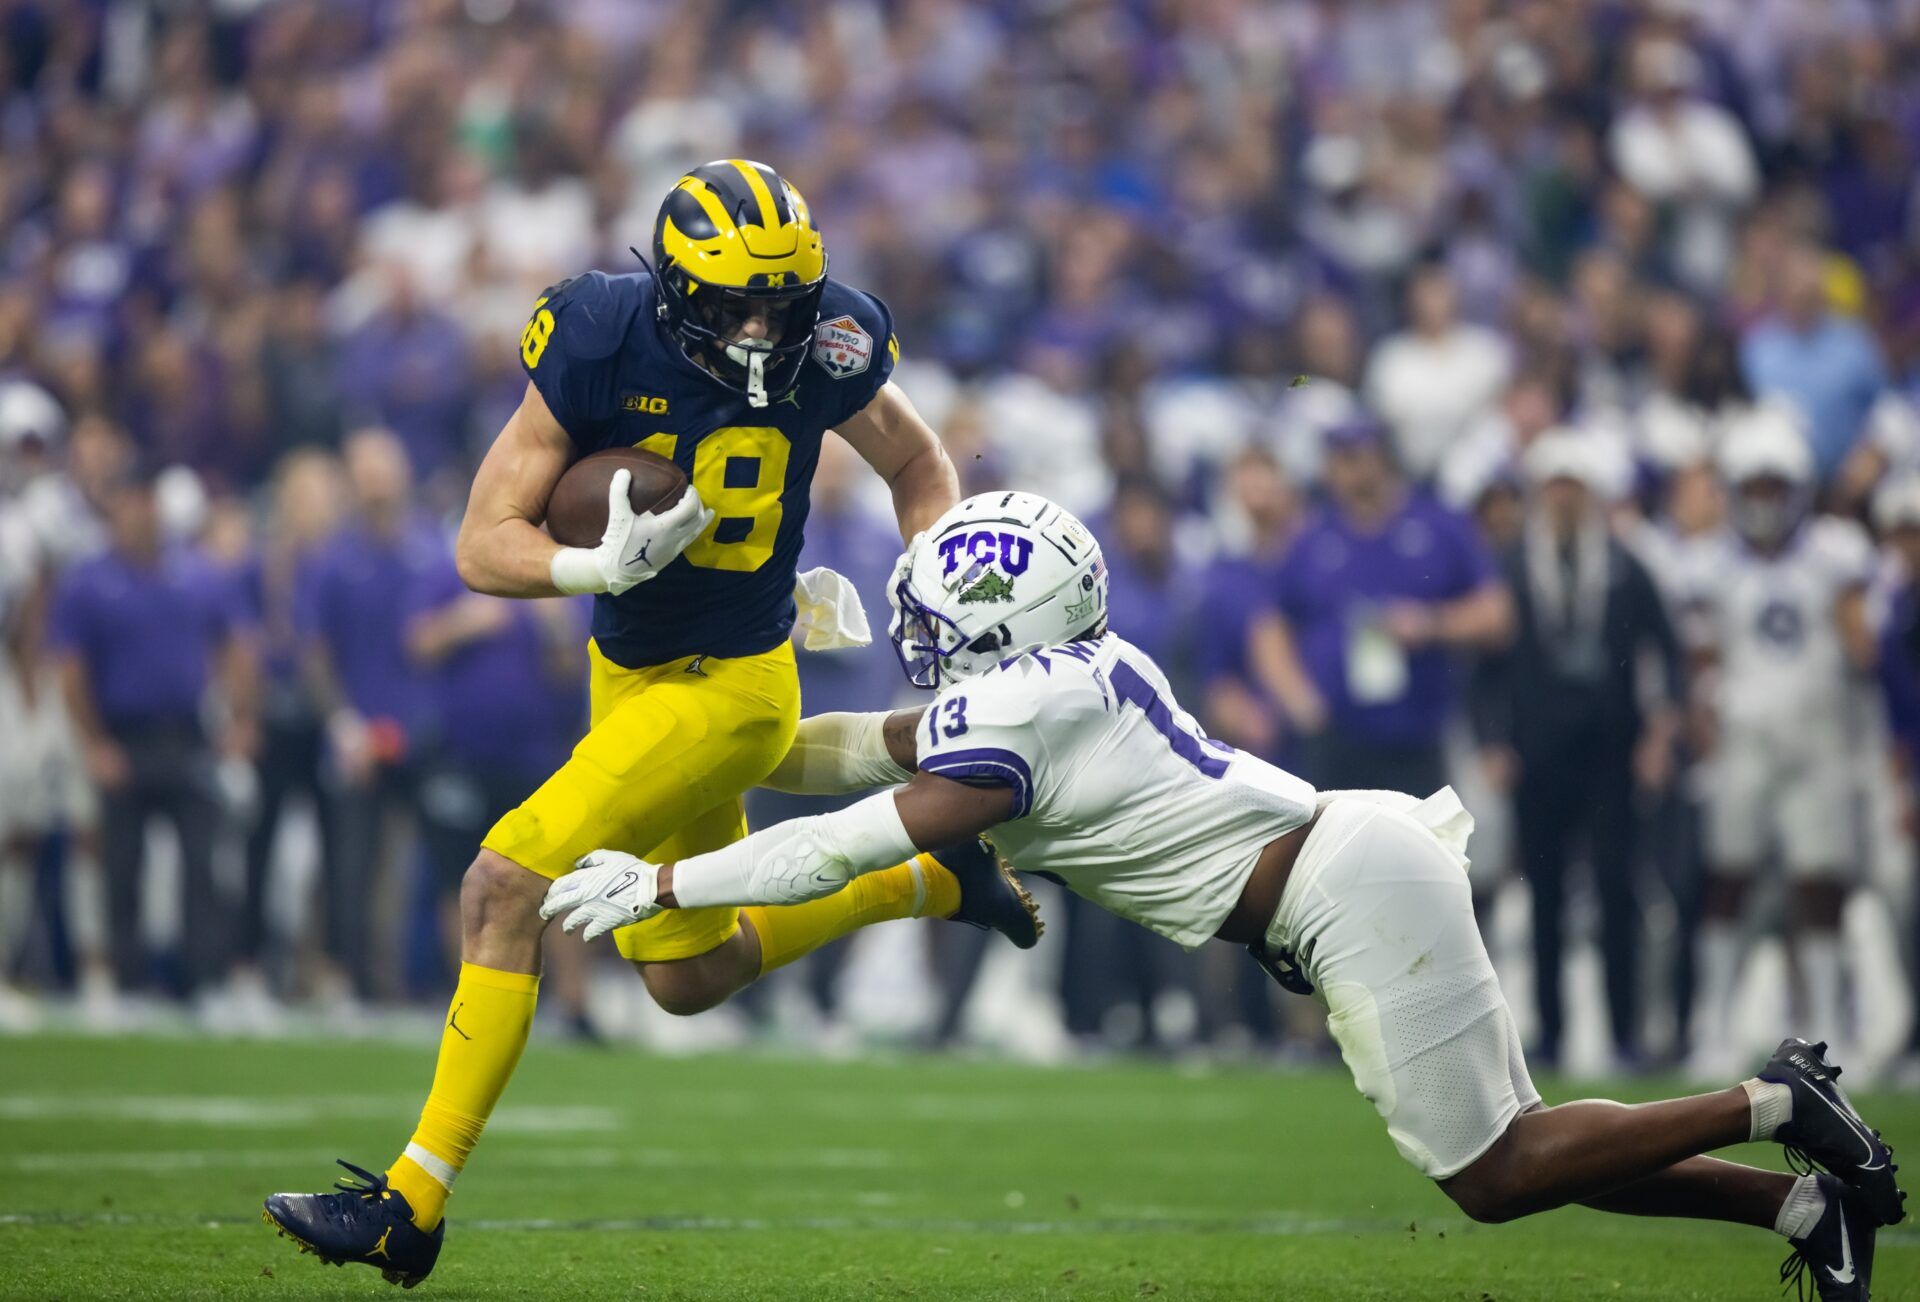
[519,272,633,447]
[812,283,899,429]
[916,659,1078,819]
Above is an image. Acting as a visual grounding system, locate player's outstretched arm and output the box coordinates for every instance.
[760,707,926,795]
[834,383,959,541]
[456,383,578,597]
[541,772,1010,942]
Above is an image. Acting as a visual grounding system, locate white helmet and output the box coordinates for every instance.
[1717,404,1813,546]
[892,491,1106,688]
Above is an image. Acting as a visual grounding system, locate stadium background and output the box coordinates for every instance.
[2,5,1920,1293]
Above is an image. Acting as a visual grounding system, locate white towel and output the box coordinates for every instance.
[791,567,873,651]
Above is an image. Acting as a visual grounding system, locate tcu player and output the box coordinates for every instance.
[1684,408,1877,1078]
[551,492,1904,1300]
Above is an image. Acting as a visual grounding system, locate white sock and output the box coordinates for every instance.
[1773,1173,1826,1240]
[1694,921,1742,1051]
[1742,1077,1793,1141]
[1798,931,1844,1047]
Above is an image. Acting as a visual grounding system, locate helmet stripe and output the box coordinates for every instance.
[728,158,784,230]
[677,177,738,240]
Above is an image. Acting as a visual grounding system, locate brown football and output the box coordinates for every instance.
[545,447,690,548]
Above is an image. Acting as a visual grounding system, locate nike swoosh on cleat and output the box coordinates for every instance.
[1829,1214,1855,1284]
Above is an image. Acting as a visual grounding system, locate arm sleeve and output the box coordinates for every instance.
[915,664,1052,819]
[669,790,919,909]
[761,710,915,795]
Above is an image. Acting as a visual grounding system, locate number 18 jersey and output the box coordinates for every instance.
[918,633,1317,949]
[520,270,898,668]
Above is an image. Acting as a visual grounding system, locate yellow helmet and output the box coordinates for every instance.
[651,159,827,406]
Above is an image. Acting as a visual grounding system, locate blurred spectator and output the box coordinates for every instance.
[1474,433,1683,1068]
[1740,242,1890,479]
[49,460,256,999]
[303,429,445,1002]
[1364,263,1510,482]
[1098,476,1196,679]
[1251,420,1512,794]
[1196,448,1298,762]
[232,450,344,994]
[336,270,474,488]
[1608,37,1759,294]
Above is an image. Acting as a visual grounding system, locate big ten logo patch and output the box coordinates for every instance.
[622,394,669,415]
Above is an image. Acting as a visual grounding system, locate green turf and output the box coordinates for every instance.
[0,1034,1915,1300]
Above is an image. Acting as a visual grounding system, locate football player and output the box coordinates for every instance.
[264,161,1038,1285]
[1682,408,1878,1080]
[552,491,1906,1301]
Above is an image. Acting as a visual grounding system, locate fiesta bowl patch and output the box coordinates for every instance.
[812,315,873,378]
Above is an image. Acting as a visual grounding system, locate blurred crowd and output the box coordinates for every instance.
[3,0,1920,1079]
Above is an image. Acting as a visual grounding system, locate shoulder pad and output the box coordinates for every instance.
[541,272,647,363]
[810,280,895,382]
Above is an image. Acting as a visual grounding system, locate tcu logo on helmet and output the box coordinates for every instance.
[938,530,1034,579]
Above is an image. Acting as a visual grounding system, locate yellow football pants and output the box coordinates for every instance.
[480,639,800,962]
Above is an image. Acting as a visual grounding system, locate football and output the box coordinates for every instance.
[545,446,690,548]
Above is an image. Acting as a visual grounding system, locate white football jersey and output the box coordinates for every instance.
[1681,517,1873,729]
[917,633,1316,949]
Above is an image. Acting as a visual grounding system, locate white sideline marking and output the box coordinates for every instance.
[0,1095,621,1132]
[0,1209,1418,1237]
[1,1146,901,1174]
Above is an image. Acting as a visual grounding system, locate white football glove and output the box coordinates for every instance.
[550,470,716,596]
[539,849,663,942]
[792,566,872,650]
[884,530,928,645]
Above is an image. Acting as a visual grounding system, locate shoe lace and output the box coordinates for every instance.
[1781,1144,1817,1178]
[331,1159,392,1202]
[1778,1243,1815,1301]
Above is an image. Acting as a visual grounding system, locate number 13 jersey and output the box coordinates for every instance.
[918,633,1317,949]
[520,270,898,668]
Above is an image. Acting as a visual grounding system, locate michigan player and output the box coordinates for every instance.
[263,161,1038,1285]
[552,492,1906,1300]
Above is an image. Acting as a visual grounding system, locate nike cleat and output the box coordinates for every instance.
[1761,1039,1907,1226]
[1781,1175,1876,1301]
[263,1160,444,1288]
[931,837,1042,949]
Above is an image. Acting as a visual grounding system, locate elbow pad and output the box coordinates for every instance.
[761,711,914,795]
[671,791,917,909]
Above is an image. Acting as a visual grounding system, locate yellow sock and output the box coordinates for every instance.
[385,962,539,1231]
[744,852,960,974]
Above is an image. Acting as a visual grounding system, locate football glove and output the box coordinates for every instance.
[792,566,872,650]
[884,530,928,645]
[550,470,715,596]
[540,849,663,942]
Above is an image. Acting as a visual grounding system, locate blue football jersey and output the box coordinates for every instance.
[520,271,897,667]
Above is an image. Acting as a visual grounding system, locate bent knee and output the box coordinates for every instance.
[638,961,734,1017]
[461,851,549,934]
[1439,1152,1531,1225]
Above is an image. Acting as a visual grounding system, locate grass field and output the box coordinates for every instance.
[1,1034,1916,1300]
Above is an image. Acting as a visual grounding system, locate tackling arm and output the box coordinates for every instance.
[540,771,1011,942]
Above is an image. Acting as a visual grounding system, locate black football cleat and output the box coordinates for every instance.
[930,837,1042,949]
[1781,1175,1876,1301]
[1761,1039,1906,1226]
[263,1160,444,1288]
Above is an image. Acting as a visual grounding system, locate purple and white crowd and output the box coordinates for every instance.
[3,0,1920,1078]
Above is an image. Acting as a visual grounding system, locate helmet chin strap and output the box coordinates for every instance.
[725,337,773,407]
